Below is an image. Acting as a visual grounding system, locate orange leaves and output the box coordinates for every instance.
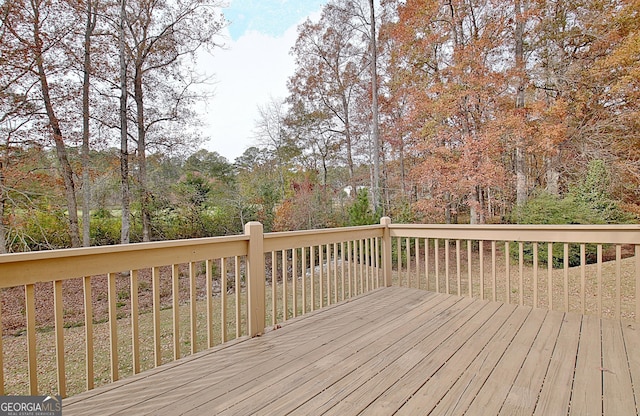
[286,0,640,221]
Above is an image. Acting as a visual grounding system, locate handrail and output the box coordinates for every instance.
[387,222,640,325]
[264,224,384,252]
[0,235,250,288]
[390,223,640,244]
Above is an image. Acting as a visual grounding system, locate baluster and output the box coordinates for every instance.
[83,275,94,389]
[597,244,602,317]
[302,247,307,314]
[152,267,162,365]
[548,243,553,310]
[616,244,622,320]
[283,249,288,320]
[533,243,538,308]
[580,244,586,315]
[131,270,140,372]
[220,259,227,343]
[445,239,450,294]
[189,263,197,354]
[563,244,569,312]
[172,265,180,359]
[456,240,461,296]
[479,241,484,300]
[468,241,472,298]
[206,259,214,348]
[26,284,37,394]
[519,242,524,306]
[108,272,119,381]
[310,246,316,311]
[54,279,66,397]
[504,242,510,304]
[293,248,298,318]
[235,256,241,338]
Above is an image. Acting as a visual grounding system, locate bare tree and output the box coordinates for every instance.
[123,0,225,241]
[369,0,381,213]
[4,0,82,246]
[255,98,300,199]
[515,0,527,207]
[119,0,131,243]
[81,0,98,246]
[289,4,370,196]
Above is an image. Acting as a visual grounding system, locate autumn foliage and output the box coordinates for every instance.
[1,0,638,252]
[372,0,640,222]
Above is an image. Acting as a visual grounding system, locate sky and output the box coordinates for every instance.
[198,0,327,162]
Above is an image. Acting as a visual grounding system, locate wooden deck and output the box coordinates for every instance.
[63,287,640,415]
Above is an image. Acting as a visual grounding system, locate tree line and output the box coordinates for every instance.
[275,0,639,225]
[1,0,638,252]
[375,0,639,224]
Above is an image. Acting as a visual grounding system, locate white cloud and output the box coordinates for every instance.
[198,8,320,162]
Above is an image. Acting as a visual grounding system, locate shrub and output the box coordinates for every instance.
[90,212,121,246]
[512,193,602,267]
[516,241,598,268]
[513,160,634,226]
[512,193,603,225]
[572,159,635,224]
[21,209,71,250]
[347,190,377,226]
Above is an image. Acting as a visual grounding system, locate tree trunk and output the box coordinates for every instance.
[515,0,528,207]
[545,153,561,195]
[479,187,486,224]
[81,0,96,247]
[0,158,6,254]
[516,146,526,204]
[381,143,390,214]
[470,206,478,224]
[341,95,356,196]
[444,192,452,224]
[470,186,480,224]
[399,138,406,198]
[119,0,131,244]
[33,9,81,248]
[134,63,151,242]
[369,0,381,214]
[321,154,328,186]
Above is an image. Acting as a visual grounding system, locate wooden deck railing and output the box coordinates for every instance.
[0,222,384,398]
[388,224,640,322]
[0,218,638,398]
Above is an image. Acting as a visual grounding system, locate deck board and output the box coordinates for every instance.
[321,299,498,416]
[243,294,470,415]
[368,302,515,415]
[428,305,530,416]
[137,291,417,415]
[464,308,548,415]
[570,313,602,415]
[602,318,636,415]
[390,304,512,415]
[533,312,582,415]
[623,320,640,416]
[498,310,564,415]
[72,288,418,415]
[194,291,459,415]
[62,287,639,416]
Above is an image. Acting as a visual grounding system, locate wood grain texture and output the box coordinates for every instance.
[62,287,639,416]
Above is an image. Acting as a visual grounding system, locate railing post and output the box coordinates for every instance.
[381,217,392,287]
[245,222,265,336]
